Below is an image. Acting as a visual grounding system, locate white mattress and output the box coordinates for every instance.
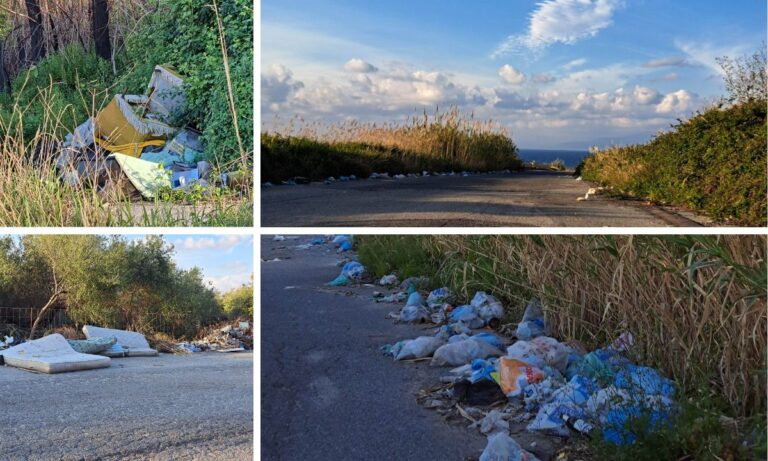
[0,334,111,374]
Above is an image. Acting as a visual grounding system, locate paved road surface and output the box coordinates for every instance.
[261,236,488,460]
[0,352,253,461]
[261,171,704,227]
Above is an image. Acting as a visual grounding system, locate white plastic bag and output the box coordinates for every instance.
[395,336,446,361]
[479,432,541,461]
[431,338,503,366]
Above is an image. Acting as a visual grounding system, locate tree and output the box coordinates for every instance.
[221,283,253,318]
[25,0,45,64]
[91,0,111,61]
[717,45,768,105]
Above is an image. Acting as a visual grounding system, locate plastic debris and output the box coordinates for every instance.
[480,432,541,461]
[498,357,546,397]
[431,337,504,366]
[328,261,365,286]
[394,336,446,361]
[378,274,398,286]
[426,287,452,308]
[478,409,510,435]
[516,299,545,340]
[506,336,570,374]
[471,291,505,326]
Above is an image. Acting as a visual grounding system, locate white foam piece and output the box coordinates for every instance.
[0,334,111,374]
[83,326,158,357]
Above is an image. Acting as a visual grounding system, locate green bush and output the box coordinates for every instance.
[580,100,767,226]
[220,283,253,318]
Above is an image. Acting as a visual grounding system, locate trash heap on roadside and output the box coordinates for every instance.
[375,283,679,459]
[54,65,242,200]
[175,319,252,353]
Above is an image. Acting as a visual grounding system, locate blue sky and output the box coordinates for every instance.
[130,235,253,293]
[262,0,766,149]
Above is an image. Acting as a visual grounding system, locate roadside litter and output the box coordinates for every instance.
[67,336,117,354]
[332,235,353,252]
[54,65,246,200]
[84,325,158,357]
[379,289,680,453]
[0,333,111,373]
[328,261,366,286]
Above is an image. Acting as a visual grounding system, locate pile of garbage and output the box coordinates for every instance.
[54,65,242,200]
[380,289,679,458]
[176,319,252,353]
[263,169,516,187]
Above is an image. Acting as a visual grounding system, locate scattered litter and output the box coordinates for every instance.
[378,274,398,286]
[453,379,507,406]
[499,357,546,397]
[328,261,366,286]
[394,336,446,361]
[431,337,504,366]
[480,432,541,461]
[516,299,545,340]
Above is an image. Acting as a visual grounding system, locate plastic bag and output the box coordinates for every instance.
[470,358,499,383]
[395,336,446,360]
[498,357,546,397]
[516,298,545,340]
[378,274,398,286]
[473,332,505,350]
[506,336,570,374]
[426,287,451,308]
[479,432,541,461]
[405,291,423,307]
[431,338,504,366]
[341,261,365,279]
[396,304,430,323]
[478,409,509,435]
[471,292,505,324]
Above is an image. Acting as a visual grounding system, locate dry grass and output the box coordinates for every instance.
[263,106,522,174]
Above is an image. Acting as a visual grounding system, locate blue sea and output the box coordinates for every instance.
[518,149,588,168]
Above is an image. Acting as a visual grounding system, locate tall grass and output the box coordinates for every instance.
[261,107,522,182]
[357,235,767,422]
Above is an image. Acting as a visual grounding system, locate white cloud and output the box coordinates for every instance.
[206,273,253,293]
[633,85,661,105]
[563,58,588,69]
[493,0,624,57]
[642,56,690,68]
[344,58,378,73]
[499,65,526,84]
[261,64,304,111]
[656,89,697,113]
[675,40,749,76]
[180,235,250,252]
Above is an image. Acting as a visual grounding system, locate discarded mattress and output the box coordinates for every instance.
[0,334,111,374]
[108,153,172,199]
[83,326,158,357]
[67,336,117,354]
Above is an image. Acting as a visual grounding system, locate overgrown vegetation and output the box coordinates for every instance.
[357,235,767,459]
[0,235,250,339]
[0,0,253,226]
[261,107,523,182]
[578,48,767,226]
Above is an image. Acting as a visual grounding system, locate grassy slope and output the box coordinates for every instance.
[578,100,767,226]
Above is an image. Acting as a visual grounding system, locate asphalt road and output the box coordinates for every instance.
[261,171,704,227]
[261,236,488,460]
[0,352,253,461]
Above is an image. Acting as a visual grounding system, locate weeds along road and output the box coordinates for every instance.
[261,170,704,227]
[261,236,487,460]
[0,352,253,461]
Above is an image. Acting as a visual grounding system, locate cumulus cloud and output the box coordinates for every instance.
[261,64,304,110]
[656,89,697,113]
[493,0,624,57]
[344,58,378,73]
[642,56,690,68]
[633,85,661,105]
[181,235,250,252]
[499,65,526,84]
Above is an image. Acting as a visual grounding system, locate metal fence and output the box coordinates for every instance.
[0,307,71,334]
[0,307,204,338]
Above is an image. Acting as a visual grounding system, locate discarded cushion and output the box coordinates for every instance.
[0,334,111,374]
[95,95,175,149]
[109,153,172,199]
[67,336,117,354]
[83,326,158,357]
